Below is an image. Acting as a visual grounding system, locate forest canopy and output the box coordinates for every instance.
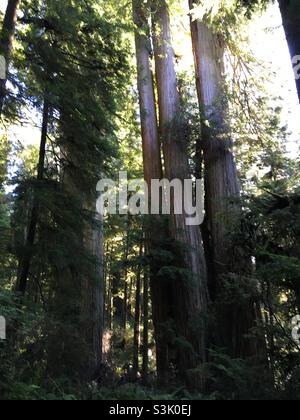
[0,0,300,401]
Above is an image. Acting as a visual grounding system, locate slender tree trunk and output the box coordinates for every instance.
[278,0,300,103]
[112,269,123,324]
[189,1,261,359]
[16,98,49,294]
[123,281,128,328]
[128,276,134,320]
[123,217,130,331]
[152,0,208,390]
[133,0,170,386]
[142,270,149,385]
[0,0,20,115]
[105,244,113,330]
[132,244,143,379]
[108,275,112,330]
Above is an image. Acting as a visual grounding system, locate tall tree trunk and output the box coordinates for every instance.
[123,217,131,332]
[16,98,49,295]
[108,274,112,330]
[133,0,170,386]
[132,244,143,380]
[123,280,128,329]
[152,0,208,390]
[189,1,261,359]
[142,270,149,385]
[105,244,113,330]
[0,0,20,115]
[81,204,104,377]
[278,0,300,103]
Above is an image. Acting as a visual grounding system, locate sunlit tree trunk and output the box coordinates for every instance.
[0,0,20,115]
[278,0,300,102]
[133,0,170,386]
[152,0,208,390]
[189,1,261,359]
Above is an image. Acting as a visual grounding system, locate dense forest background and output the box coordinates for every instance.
[0,0,300,401]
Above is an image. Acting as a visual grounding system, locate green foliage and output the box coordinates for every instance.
[1,0,132,391]
[206,349,278,400]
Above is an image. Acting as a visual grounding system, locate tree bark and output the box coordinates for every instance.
[16,98,49,295]
[0,0,20,115]
[152,0,209,390]
[133,0,170,387]
[123,217,131,332]
[108,273,112,330]
[142,270,149,385]
[132,244,143,379]
[278,0,300,103]
[81,204,104,377]
[189,1,261,359]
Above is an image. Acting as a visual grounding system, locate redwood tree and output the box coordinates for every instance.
[189,0,261,359]
[152,0,209,389]
[133,0,171,386]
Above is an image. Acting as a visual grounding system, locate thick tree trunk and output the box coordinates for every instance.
[133,0,170,386]
[0,0,20,115]
[152,0,208,390]
[189,1,261,359]
[16,98,49,295]
[53,112,104,379]
[278,0,300,103]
